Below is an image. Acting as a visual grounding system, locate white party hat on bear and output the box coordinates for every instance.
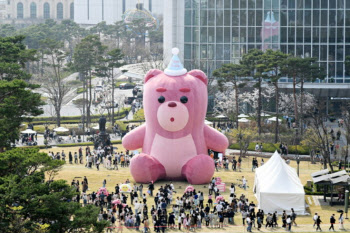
[164,48,187,76]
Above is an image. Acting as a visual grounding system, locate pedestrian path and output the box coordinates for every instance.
[226,149,309,160]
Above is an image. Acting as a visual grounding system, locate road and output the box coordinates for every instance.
[38,76,134,117]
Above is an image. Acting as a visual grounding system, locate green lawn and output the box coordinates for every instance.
[40,146,349,232]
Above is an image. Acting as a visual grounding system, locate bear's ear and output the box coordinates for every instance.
[188,70,208,86]
[144,69,163,83]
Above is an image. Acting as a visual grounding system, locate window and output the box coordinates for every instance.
[216,27,223,43]
[337,10,344,26]
[70,3,74,19]
[304,27,311,43]
[313,10,320,26]
[17,2,23,19]
[329,28,336,43]
[57,3,63,19]
[312,45,319,58]
[320,28,328,43]
[200,27,207,42]
[337,45,344,60]
[44,3,50,19]
[30,2,37,19]
[185,10,191,25]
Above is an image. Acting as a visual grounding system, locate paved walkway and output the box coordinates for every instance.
[226,149,309,160]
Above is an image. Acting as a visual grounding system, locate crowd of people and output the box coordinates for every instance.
[50,145,135,171]
[67,172,347,233]
[47,140,348,232]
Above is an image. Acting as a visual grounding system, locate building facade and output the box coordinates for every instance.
[74,0,163,25]
[1,0,74,23]
[0,0,6,20]
[164,0,350,85]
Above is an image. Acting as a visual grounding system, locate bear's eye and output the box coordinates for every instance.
[158,96,165,103]
[180,96,188,104]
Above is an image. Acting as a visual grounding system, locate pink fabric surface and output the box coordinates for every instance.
[97,187,109,196]
[185,186,194,193]
[122,69,229,184]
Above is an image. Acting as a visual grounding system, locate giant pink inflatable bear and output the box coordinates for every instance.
[122,48,228,184]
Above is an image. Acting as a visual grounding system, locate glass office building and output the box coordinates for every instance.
[179,0,350,83]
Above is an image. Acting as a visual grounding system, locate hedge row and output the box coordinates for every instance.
[229,142,310,155]
[31,108,131,122]
[31,113,127,126]
[56,140,122,147]
[304,186,323,195]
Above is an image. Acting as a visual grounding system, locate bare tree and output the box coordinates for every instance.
[342,104,350,167]
[302,102,333,171]
[40,39,71,126]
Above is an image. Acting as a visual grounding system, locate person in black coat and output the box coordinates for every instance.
[329,214,336,231]
[69,152,73,164]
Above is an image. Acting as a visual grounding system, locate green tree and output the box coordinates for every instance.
[54,20,85,59]
[96,48,126,125]
[213,63,246,128]
[0,148,108,233]
[0,36,37,81]
[240,49,265,135]
[111,21,127,49]
[282,56,303,129]
[90,21,109,38]
[264,49,289,143]
[0,24,16,37]
[73,35,106,126]
[0,36,43,151]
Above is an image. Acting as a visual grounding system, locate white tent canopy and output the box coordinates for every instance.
[215,114,227,119]
[204,120,213,126]
[21,129,37,134]
[53,127,69,132]
[238,118,250,123]
[238,114,249,118]
[268,117,282,122]
[254,151,305,214]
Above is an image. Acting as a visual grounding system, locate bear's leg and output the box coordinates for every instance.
[181,154,215,185]
[130,153,166,183]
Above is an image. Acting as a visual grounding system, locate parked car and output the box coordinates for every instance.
[124,97,136,105]
[119,83,135,89]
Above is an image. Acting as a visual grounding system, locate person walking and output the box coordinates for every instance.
[74,152,78,164]
[339,212,344,230]
[242,176,247,190]
[313,213,318,227]
[246,216,252,232]
[286,215,292,231]
[96,160,100,171]
[143,216,149,233]
[116,219,123,233]
[329,214,335,231]
[291,208,297,226]
[69,151,73,164]
[315,216,322,231]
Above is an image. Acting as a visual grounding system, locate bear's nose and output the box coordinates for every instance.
[168,102,177,108]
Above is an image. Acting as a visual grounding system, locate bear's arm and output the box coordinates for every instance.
[122,124,146,150]
[204,125,229,153]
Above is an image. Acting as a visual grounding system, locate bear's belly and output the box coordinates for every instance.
[150,134,197,178]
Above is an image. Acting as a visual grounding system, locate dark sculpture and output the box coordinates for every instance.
[99,117,107,132]
[94,116,110,149]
